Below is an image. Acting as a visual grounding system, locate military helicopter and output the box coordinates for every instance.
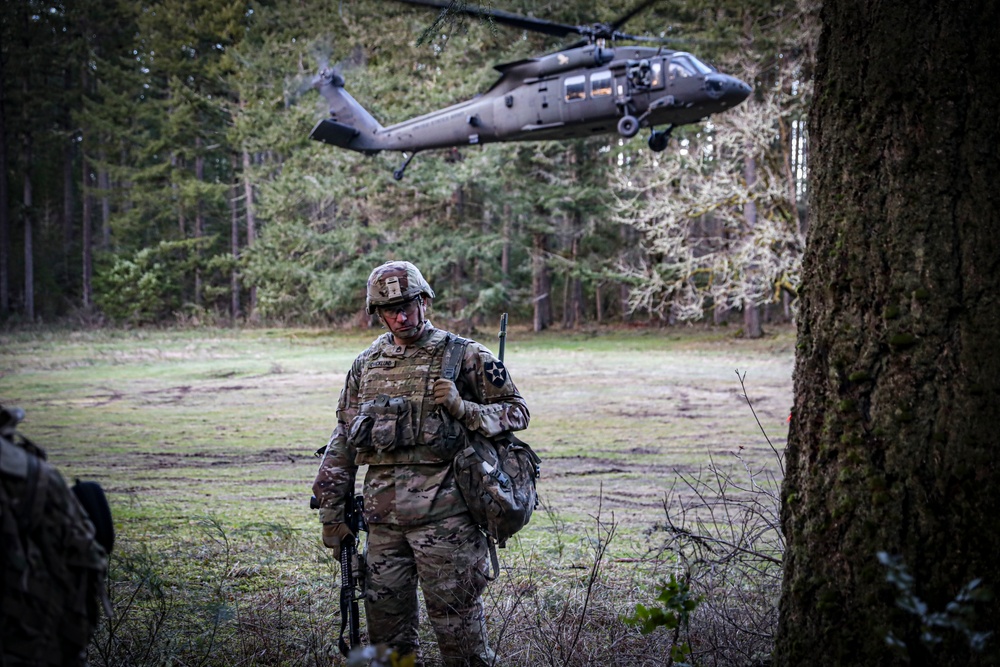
[309,0,752,180]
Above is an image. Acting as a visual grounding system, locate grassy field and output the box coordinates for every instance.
[0,324,794,666]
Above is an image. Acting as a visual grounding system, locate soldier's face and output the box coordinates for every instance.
[379,297,425,343]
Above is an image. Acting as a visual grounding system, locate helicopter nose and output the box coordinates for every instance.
[705,74,752,108]
[732,78,752,103]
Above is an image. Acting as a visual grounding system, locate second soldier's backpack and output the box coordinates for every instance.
[443,337,541,577]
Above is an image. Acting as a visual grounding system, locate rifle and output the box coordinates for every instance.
[497,312,508,362]
[338,493,367,656]
[496,312,540,487]
[310,491,367,657]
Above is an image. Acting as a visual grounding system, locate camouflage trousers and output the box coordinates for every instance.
[364,512,497,667]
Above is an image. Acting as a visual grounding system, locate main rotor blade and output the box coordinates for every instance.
[395,0,584,38]
[609,0,661,32]
[614,33,674,43]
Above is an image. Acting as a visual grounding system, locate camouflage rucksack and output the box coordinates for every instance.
[443,337,541,577]
[1,405,112,667]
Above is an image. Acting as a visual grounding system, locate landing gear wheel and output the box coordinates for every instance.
[648,131,670,152]
[617,115,640,138]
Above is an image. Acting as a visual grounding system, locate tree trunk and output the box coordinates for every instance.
[619,223,637,323]
[452,257,469,329]
[194,139,204,307]
[775,1,1000,665]
[742,152,763,338]
[230,178,240,323]
[99,151,111,250]
[242,148,257,318]
[173,152,185,237]
[81,154,93,309]
[531,231,550,332]
[0,57,9,318]
[564,217,584,329]
[21,65,33,322]
[501,203,511,287]
[79,66,94,311]
[595,282,602,324]
[22,134,33,321]
[62,130,74,286]
[560,260,570,328]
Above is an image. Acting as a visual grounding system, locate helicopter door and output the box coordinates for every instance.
[667,54,704,96]
[614,71,634,116]
[621,59,665,114]
[529,79,562,129]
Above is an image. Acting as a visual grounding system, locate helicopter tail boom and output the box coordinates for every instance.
[310,71,383,152]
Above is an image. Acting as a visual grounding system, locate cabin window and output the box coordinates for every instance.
[591,70,612,97]
[565,75,586,101]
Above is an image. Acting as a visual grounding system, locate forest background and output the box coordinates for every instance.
[0,1,814,663]
[0,0,814,334]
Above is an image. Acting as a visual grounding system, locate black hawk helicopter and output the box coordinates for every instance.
[309,0,752,180]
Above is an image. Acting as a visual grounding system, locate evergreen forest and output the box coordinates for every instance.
[0,0,815,332]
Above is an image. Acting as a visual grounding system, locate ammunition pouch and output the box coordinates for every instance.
[348,394,417,453]
[349,392,468,463]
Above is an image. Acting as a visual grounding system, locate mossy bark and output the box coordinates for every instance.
[775,0,1000,664]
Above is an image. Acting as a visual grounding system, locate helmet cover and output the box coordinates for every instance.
[365,261,435,314]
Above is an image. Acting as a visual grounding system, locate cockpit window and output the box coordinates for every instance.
[669,53,715,78]
[565,75,586,101]
[669,58,695,78]
[687,55,714,74]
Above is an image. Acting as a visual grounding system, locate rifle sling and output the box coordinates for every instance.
[338,539,355,657]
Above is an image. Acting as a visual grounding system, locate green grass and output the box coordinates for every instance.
[0,324,794,666]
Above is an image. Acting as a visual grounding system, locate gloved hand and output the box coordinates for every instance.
[432,378,466,419]
[322,522,355,551]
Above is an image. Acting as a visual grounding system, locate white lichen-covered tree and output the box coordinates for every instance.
[611,63,806,332]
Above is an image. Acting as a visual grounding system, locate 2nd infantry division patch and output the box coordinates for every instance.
[484,360,508,387]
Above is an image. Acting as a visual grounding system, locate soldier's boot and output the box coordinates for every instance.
[430,604,497,667]
[439,651,500,667]
[364,596,422,666]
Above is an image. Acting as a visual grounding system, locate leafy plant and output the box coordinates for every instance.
[624,574,702,665]
[878,551,994,656]
[93,238,219,324]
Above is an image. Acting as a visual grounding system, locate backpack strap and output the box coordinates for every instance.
[1,434,47,533]
[442,336,504,575]
[441,334,470,382]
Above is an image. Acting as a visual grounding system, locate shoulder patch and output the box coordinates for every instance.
[484,360,508,388]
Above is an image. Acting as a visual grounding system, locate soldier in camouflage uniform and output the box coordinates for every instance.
[1,405,110,666]
[313,261,530,667]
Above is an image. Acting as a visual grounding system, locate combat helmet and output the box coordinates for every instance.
[365,261,435,314]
